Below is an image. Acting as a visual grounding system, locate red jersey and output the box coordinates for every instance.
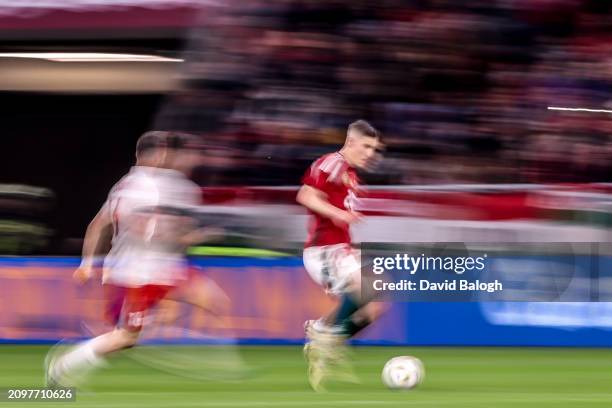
[301,152,360,248]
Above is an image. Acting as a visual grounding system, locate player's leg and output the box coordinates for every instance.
[321,247,386,337]
[46,285,173,387]
[46,327,140,388]
[302,246,333,390]
[302,245,365,390]
[338,301,386,337]
[153,299,182,325]
[166,273,230,318]
[154,272,232,338]
[103,284,127,328]
[307,245,364,333]
[303,245,337,342]
[304,245,387,390]
[46,284,133,387]
[305,292,373,346]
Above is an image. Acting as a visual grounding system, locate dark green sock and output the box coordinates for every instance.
[332,294,360,326]
[342,317,371,337]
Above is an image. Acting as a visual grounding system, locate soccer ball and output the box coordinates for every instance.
[381,356,425,390]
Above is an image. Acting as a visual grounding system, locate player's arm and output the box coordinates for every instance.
[74,203,113,284]
[296,184,360,226]
[176,207,224,247]
[142,205,223,247]
[178,225,223,247]
[173,186,224,247]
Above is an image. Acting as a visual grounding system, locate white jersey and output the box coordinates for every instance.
[102,166,202,287]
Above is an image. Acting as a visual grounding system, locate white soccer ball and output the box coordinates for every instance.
[381,356,425,390]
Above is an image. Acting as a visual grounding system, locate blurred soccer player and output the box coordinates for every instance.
[297,119,384,391]
[154,134,229,321]
[46,131,225,387]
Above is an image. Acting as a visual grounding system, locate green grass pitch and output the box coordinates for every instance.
[2,345,612,407]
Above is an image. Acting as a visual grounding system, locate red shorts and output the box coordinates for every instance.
[103,284,175,331]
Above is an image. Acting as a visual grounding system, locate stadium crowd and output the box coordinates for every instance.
[155,0,612,186]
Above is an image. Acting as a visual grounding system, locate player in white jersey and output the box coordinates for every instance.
[45,131,225,387]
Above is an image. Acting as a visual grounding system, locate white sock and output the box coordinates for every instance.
[57,338,105,376]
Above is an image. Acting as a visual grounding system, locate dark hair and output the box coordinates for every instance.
[135,131,170,157]
[348,119,379,139]
[167,132,201,150]
[136,131,200,157]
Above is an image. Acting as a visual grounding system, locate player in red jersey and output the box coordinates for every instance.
[297,119,383,391]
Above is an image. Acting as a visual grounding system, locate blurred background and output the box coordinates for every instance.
[1,0,612,347]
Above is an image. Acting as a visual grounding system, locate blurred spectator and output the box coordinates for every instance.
[154,0,612,186]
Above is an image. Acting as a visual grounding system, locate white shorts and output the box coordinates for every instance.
[303,244,361,295]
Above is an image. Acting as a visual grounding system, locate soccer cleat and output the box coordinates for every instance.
[307,356,327,392]
[326,345,360,384]
[43,339,103,390]
[303,319,330,391]
[303,342,312,362]
[44,360,59,389]
[303,319,315,339]
[303,319,329,361]
[303,319,359,390]
[44,345,68,389]
[303,319,317,361]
